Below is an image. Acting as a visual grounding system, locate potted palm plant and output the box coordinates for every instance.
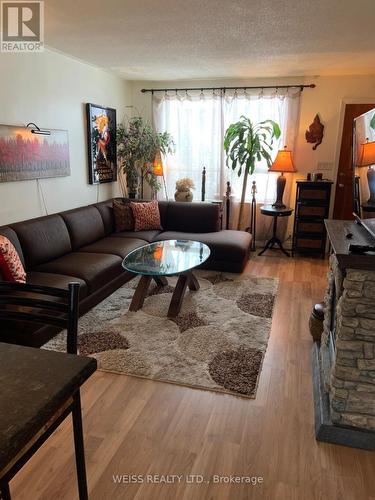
[224,116,281,229]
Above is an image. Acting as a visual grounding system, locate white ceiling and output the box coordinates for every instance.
[44,0,375,80]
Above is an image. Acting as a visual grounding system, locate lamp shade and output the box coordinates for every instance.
[153,151,164,176]
[269,147,296,173]
[358,140,375,167]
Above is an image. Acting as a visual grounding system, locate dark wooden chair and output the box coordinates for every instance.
[0,282,80,354]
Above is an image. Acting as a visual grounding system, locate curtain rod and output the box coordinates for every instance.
[141,84,316,94]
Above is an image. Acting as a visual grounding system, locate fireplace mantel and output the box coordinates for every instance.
[325,219,375,271]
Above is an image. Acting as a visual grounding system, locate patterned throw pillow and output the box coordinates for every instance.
[0,235,26,283]
[113,199,135,232]
[130,200,162,232]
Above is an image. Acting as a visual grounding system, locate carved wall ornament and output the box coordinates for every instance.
[305,114,324,150]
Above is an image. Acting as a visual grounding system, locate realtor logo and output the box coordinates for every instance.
[1,1,44,52]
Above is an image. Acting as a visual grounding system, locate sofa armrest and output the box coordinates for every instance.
[165,202,220,233]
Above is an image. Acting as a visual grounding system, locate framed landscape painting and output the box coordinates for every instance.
[0,125,70,182]
[86,103,117,184]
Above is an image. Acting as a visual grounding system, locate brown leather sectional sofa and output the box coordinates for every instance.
[0,198,252,347]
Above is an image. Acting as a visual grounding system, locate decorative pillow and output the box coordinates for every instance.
[130,200,162,232]
[0,236,26,283]
[113,199,135,232]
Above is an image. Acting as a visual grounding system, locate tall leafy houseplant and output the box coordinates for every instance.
[117,117,174,198]
[224,116,281,229]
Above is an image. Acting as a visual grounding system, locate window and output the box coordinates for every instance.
[153,89,300,204]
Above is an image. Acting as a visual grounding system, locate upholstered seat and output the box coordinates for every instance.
[153,230,252,273]
[79,237,147,258]
[36,253,122,293]
[112,230,162,242]
[26,271,88,299]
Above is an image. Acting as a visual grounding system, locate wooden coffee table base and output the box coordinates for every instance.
[129,271,200,318]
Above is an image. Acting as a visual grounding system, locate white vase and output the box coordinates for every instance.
[174,189,193,202]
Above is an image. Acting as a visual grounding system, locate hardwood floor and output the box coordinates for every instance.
[11,255,375,500]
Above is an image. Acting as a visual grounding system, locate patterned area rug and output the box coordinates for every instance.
[44,271,278,398]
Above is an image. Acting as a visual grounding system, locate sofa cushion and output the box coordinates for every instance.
[100,198,168,230]
[0,236,26,282]
[157,200,168,228]
[61,206,105,250]
[153,230,252,269]
[112,230,162,242]
[165,202,220,233]
[113,199,135,232]
[0,226,25,268]
[130,200,162,231]
[36,252,122,294]
[11,215,72,269]
[26,271,88,299]
[79,237,146,259]
[94,200,115,235]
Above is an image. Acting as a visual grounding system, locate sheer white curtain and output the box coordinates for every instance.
[153,88,301,207]
[153,91,222,200]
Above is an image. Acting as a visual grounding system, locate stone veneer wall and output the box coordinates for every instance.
[322,255,375,430]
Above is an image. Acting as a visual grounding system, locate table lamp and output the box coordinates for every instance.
[358,139,375,205]
[153,150,168,200]
[269,146,296,208]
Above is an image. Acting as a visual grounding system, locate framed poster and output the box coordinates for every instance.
[0,125,70,182]
[86,103,117,184]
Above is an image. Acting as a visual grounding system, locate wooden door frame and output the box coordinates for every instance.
[331,98,375,219]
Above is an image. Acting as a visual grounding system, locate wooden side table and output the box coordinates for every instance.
[0,343,96,500]
[258,205,293,257]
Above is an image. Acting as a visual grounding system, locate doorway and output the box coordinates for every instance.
[333,104,375,219]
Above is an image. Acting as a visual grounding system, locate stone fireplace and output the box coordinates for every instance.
[313,219,375,449]
[323,256,375,425]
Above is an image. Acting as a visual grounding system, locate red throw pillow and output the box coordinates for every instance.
[130,200,162,232]
[0,235,26,283]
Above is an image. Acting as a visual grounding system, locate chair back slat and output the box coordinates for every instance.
[0,282,69,298]
[0,281,80,354]
[0,297,67,312]
[0,311,67,328]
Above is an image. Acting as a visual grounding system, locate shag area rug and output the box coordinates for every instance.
[44,271,278,398]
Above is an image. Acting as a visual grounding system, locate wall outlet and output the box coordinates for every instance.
[317,161,334,172]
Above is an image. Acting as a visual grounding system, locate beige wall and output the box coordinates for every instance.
[130,75,375,234]
[0,49,131,226]
[293,75,375,218]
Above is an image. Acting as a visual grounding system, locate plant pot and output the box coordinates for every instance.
[126,173,139,200]
[175,189,193,202]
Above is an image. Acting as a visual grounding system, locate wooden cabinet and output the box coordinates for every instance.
[292,180,333,257]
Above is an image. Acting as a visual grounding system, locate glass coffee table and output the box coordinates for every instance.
[123,239,210,317]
